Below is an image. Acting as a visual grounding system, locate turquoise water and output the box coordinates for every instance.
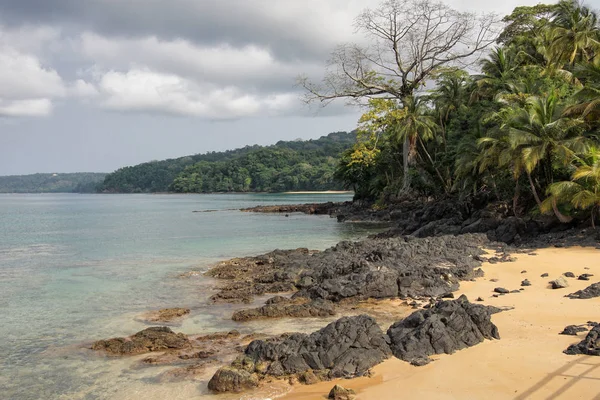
[0,193,381,400]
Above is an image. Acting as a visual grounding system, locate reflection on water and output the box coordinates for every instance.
[0,193,386,399]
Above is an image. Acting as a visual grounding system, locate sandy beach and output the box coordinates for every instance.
[284,246,600,400]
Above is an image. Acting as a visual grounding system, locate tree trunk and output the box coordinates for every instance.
[527,172,543,209]
[551,198,573,223]
[401,135,411,192]
[513,180,520,217]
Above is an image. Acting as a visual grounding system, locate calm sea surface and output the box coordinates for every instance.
[0,193,383,400]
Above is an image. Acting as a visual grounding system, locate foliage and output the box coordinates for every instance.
[98,132,356,193]
[320,0,600,226]
[0,173,107,193]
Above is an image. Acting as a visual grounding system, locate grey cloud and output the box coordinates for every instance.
[0,0,346,62]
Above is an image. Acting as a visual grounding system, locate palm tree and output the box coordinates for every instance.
[392,96,440,193]
[565,58,600,122]
[550,0,600,66]
[542,148,600,227]
[478,94,588,219]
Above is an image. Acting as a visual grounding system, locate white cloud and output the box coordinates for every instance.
[0,99,53,117]
[93,68,300,119]
[0,44,65,117]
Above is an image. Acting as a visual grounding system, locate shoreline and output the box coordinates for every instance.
[282,246,600,399]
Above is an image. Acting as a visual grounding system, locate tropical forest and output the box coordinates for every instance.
[317,0,600,226]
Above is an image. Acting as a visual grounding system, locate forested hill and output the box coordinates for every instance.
[0,173,107,193]
[97,131,356,193]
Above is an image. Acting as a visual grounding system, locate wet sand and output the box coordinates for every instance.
[284,246,600,400]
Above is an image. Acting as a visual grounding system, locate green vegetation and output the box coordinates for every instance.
[304,0,600,226]
[98,132,356,193]
[0,173,107,193]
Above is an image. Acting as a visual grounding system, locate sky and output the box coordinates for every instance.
[0,0,567,175]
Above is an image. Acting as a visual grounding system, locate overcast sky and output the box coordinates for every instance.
[0,0,562,175]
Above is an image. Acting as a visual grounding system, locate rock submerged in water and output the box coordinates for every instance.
[386,295,500,365]
[567,282,600,299]
[564,325,600,356]
[141,308,190,323]
[91,327,190,355]
[232,296,335,322]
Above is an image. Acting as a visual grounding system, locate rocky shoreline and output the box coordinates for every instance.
[89,198,600,398]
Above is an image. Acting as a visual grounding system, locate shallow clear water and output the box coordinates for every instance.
[0,193,383,400]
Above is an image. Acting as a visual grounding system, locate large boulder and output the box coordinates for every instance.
[564,325,600,356]
[244,315,391,378]
[91,327,190,355]
[567,282,600,299]
[387,295,500,364]
[207,367,258,393]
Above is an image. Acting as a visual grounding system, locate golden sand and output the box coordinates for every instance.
[283,247,600,400]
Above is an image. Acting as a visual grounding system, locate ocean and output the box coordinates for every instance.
[0,193,382,399]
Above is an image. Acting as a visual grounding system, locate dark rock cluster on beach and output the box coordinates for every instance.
[564,324,600,356]
[207,296,500,393]
[566,282,600,299]
[387,295,501,364]
[207,233,494,305]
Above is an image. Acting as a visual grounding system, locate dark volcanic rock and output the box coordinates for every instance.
[564,325,600,356]
[207,234,491,304]
[564,272,576,278]
[244,315,391,378]
[207,367,258,393]
[541,273,549,278]
[566,282,600,299]
[91,327,190,355]
[521,279,531,287]
[232,297,335,322]
[494,287,509,294]
[386,295,500,364]
[578,274,594,281]
[560,325,589,336]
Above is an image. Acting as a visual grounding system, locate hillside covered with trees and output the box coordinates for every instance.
[98,132,356,193]
[302,0,600,227]
[0,173,107,193]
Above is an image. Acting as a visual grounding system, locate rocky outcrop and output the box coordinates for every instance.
[564,325,600,356]
[567,282,600,299]
[386,295,500,365]
[232,296,335,321]
[244,315,391,378]
[206,234,493,304]
[91,327,190,355]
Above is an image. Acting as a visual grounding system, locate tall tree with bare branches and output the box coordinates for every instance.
[299,0,499,192]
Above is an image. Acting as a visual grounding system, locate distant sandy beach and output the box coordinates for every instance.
[282,191,354,195]
[284,246,600,400]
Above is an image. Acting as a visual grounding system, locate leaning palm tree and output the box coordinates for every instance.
[542,148,600,227]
